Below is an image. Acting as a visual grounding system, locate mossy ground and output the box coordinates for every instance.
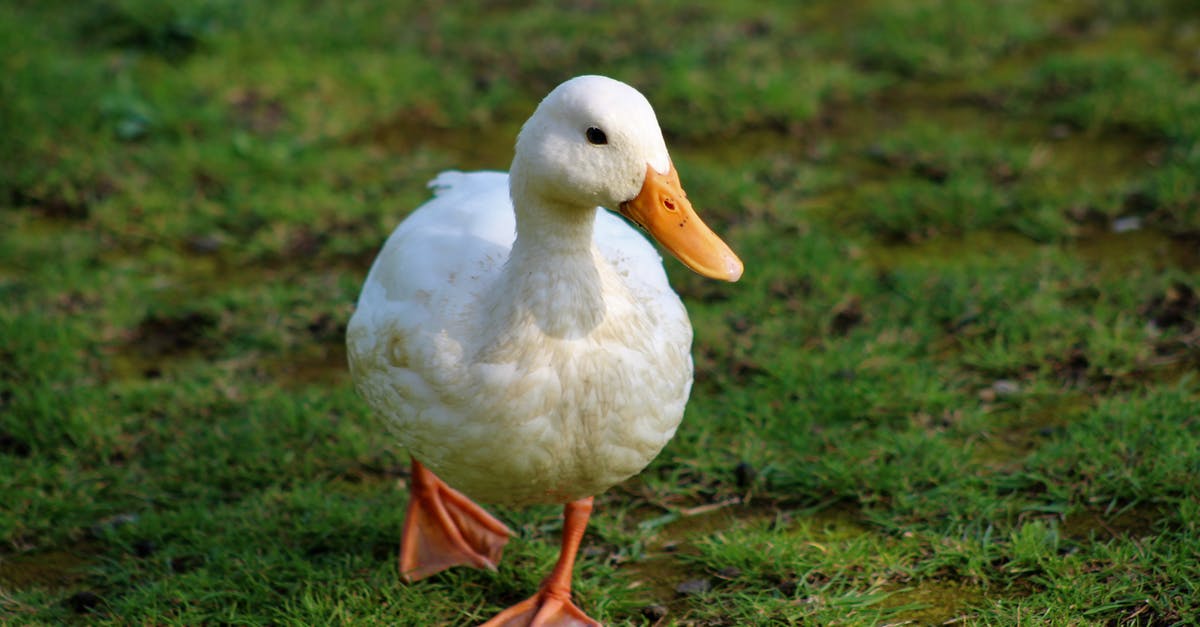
[2,1,1198,625]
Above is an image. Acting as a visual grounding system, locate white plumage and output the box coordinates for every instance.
[347,168,692,506]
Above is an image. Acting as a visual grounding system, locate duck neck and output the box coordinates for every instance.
[499,167,607,338]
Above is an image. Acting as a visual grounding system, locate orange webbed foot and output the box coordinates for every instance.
[480,590,601,627]
[479,497,600,627]
[400,459,514,582]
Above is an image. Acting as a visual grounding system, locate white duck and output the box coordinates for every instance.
[347,75,742,626]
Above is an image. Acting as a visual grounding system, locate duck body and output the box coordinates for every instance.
[346,75,741,624]
[347,170,693,506]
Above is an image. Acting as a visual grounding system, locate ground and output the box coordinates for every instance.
[1,0,1198,625]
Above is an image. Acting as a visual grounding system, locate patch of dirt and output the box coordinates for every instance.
[128,310,217,359]
[1143,281,1198,332]
[618,499,868,618]
[266,344,350,390]
[7,179,115,222]
[79,2,210,61]
[111,310,219,380]
[1138,282,1200,373]
[830,295,864,336]
[252,221,386,278]
[1060,503,1170,541]
[0,431,32,458]
[970,395,1092,470]
[877,579,987,625]
[0,543,99,591]
[1048,346,1105,389]
[619,501,776,611]
[1074,227,1200,274]
[228,88,287,135]
[864,230,1039,271]
[344,105,521,171]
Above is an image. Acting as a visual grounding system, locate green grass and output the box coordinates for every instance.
[3,0,1199,624]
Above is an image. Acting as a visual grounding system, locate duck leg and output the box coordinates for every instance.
[481,497,601,627]
[399,458,513,582]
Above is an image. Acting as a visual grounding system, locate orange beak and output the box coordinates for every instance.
[618,162,743,282]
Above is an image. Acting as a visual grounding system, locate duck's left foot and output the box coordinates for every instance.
[400,458,513,582]
[480,497,600,627]
[480,590,600,627]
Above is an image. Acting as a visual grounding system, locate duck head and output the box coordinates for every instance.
[511,75,743,282]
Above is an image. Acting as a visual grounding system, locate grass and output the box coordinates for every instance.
[2,0,1199,624]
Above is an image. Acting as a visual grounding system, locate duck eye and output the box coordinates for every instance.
[585,127,608,145]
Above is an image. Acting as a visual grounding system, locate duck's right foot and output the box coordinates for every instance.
[399,458,514,582]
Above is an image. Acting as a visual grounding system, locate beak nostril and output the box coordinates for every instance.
[664,198,676,211]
